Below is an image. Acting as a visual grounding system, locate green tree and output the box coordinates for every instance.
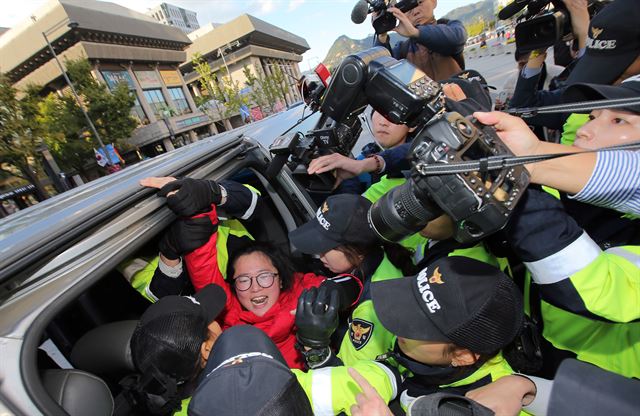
[242,64,289,115]
[466,19,486,37]
[192,52,226,120]
[0,75,50,200]
[39,58,136,174]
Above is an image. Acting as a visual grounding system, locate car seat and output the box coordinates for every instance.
[42,369,114,416]
[70,320,137,378]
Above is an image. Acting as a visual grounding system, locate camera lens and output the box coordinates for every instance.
[368,180,440,242]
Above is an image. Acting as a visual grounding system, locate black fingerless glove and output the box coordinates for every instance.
[295,285,340,349]
[158,178,222,217]
[159,217,218,260]
[149,266,192,298]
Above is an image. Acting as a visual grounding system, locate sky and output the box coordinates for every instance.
[0,0,475,70]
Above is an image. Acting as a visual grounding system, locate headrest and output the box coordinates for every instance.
[70,320,137,377]
[42,369,114,416]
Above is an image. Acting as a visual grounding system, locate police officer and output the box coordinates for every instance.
[293,256,525,414]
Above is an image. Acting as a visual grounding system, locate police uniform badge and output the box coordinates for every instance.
[349,318,374,350]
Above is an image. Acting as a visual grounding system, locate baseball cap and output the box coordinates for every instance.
[289,194,378,254]
[372,257,523,355]
[130,284,227,382]
[567,0,640,85]
[563,75,640,114]
[188,325,312,416]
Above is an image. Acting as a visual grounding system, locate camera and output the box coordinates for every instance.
[369,112,530,243]
[508,0,611,54]
[268,47,530,242]
[369,0,420,34]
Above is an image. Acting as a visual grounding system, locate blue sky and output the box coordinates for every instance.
[2,0,476,69]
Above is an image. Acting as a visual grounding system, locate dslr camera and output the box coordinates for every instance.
[268,47,530,243]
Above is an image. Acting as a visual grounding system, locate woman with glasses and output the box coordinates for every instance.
[214,241,327,370]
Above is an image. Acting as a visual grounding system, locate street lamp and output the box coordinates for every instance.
[42,20,115,166]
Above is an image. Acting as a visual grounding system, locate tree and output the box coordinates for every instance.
[466,18,486,37]
[242,64,289,115]
[191,52,249,121]
[39,58,136,175]
[0,75,50,200]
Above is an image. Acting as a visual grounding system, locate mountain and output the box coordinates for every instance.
[443,0,496,25]
[322,0,496,68]
[322,33,403,70]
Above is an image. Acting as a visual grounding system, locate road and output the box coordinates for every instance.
[464,40,518,98]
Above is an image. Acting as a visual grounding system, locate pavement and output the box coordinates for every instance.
[464,40,518,99]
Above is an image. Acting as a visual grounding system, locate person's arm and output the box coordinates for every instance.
[182,208,227,292]
[564,0,590,50]
[465,374,548,416]
[413,20,467,55]
[292,360,400,415]
[570,151,640,216]
[474,112,640,214]
[504,188,640,323]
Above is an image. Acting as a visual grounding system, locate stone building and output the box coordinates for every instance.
[0,0,213,158]
[181,14,310,124]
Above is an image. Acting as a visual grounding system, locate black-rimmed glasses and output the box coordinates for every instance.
[233,272,279,291]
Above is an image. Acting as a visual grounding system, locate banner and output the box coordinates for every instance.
[95,144,125,166]
[250,107,264,121]
[101,71,135,90]
[135,70,162,89]
[160,70,182,86]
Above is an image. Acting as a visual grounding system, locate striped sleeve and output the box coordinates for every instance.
[570,151,640,216]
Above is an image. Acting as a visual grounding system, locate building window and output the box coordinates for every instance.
[168,87,190,115]
[143,89,168,118]
[131,94,148,124]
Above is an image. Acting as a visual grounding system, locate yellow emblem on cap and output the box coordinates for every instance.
[459,72,469,79]
[429,266,444,284]
[321,201,329,213]
[592,27,604,39]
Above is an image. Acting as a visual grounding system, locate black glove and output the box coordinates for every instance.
[321,274,362,311]
[159,217,218,260]
[295,285,339,349]
[158,178,222,217]
[149,266,192,298]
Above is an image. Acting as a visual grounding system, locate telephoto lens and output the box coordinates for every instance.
[367,180,440,242]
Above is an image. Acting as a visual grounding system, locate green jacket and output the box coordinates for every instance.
[336,254,404,365]
[560,113,590,146]
[528,241,640,378]
[294,354,516,415]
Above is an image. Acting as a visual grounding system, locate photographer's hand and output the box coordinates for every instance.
[474,111,593,194]
[388,7,419,38]
[308,154,380,187]
[563,0,589,50]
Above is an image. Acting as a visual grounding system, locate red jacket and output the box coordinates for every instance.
[184,206,323,369]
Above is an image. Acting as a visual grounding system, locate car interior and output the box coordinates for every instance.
[26,165,327,416]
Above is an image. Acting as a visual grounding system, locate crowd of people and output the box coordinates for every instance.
[116,0,638,415]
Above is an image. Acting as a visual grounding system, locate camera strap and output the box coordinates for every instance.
[418,142,640,176]
[507,97,640,117]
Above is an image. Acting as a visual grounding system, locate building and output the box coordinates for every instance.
[180,14,309,125]
[146,2,200,34]
[0,0,215,159]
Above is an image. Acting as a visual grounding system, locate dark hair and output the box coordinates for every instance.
[336,242,416,277]
[228,241,296,291]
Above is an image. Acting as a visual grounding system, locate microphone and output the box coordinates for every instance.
[351,0,369,24]
[498,0,530,20]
